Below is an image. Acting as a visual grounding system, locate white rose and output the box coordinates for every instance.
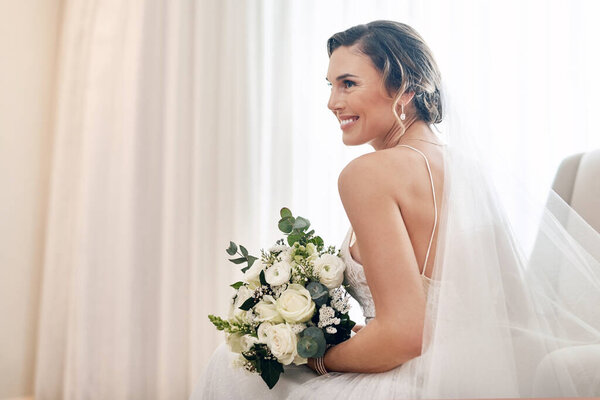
[230,285,255,323]
[265,261,292,286]
[263,323,298,365]
[314,254,346,289]
[276,284,315,323]
[254,295,284,323]
[243,259,266,289]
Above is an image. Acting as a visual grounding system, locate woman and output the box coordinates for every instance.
[192,21,600,399]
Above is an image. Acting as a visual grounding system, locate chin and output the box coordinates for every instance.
[342,132,366,147]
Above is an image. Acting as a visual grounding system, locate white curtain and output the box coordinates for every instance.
[35,0,253,398]
[34,0,600,399]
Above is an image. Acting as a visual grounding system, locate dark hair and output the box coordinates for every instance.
[327,20,443,131]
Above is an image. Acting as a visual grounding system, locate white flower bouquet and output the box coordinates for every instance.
[208,207,356,389]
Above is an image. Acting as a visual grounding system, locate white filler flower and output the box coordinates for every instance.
[276,284,315,323]
[313,254,346,289]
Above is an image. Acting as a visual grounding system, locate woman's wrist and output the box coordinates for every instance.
[314,356,329,375]
[308,356,329,375]
[307,349,331,375]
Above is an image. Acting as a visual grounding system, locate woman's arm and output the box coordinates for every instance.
[320,153,427,373]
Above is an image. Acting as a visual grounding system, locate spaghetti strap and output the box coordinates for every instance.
[396,145,438,278]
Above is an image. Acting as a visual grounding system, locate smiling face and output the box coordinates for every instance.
[326,45,400,149]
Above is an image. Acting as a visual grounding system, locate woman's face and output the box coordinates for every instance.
[326,45,399,149]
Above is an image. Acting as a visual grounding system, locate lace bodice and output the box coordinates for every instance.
[338,145,436,325]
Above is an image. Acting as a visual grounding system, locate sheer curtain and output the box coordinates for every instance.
[35,0,254,398]
[34,0,600,399]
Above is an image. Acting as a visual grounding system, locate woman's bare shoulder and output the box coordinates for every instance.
[338,148,422,196]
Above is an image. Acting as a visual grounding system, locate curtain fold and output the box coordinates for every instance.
[35,1,254,398]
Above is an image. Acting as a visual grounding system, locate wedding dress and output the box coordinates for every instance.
[191,137,600,399]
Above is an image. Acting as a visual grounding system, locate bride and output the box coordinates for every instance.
[192,20,600,399]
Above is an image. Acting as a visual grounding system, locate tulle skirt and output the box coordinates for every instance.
[190,342,315,399]
[190,340,430,400]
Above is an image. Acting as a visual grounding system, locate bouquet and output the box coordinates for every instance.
[208,207,356,389]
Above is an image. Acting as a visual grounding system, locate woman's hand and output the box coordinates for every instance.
[352,324,364,333]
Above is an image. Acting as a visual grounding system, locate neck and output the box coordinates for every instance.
[372,119,438,150]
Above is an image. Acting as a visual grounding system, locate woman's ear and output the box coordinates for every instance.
[401,91,415,105]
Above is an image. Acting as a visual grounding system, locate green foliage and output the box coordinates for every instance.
[324,313,356,344]
[306,281,329,307]
[259,270,268,286]
[298,326,326,358]
[208,314,231,331]
[207,315,254,335]
[226,241,237,255]
[297,335,320,358]
[230,281,244,290]
[260,358,284,389]
[226,241,258,273]
[239,296,259,311]
[278,207,324,250]
[243,343,284,390]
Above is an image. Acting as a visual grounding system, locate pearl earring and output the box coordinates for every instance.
[400,103,406,121]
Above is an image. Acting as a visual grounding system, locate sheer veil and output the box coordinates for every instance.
[288,90,600,398]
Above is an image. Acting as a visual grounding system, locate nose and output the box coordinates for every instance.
[327,89,342,113]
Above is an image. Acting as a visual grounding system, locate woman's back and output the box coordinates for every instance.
[348,139,445,280]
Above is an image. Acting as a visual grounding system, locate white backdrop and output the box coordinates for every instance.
[31,0,600,399]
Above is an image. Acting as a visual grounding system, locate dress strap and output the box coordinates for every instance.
[396,145,438,277]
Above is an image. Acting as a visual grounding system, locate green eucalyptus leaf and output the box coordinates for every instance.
[239,245,249,258]
[247,255,258,268]
[292,217,309,231]
[229,257,247,265]
[278,219,293,234]
[280,207,293,219]
[287,233,301,246]
[297,336,319,358]
[310,236,324,251]
[300,326,326,357]
[306,281,329,307]
[226,241,238,256]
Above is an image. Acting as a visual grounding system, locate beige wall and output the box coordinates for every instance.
[0,0,61,398]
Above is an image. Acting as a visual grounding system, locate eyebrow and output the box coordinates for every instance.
[325,73,359,82]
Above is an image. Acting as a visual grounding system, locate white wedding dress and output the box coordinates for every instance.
[191,143,600,399]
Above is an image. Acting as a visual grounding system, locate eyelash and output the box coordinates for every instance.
[327,80,357,89]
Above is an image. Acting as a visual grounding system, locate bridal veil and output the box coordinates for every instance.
[287,95,600,399]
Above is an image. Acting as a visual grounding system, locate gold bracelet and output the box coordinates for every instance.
[315,356,329,375]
